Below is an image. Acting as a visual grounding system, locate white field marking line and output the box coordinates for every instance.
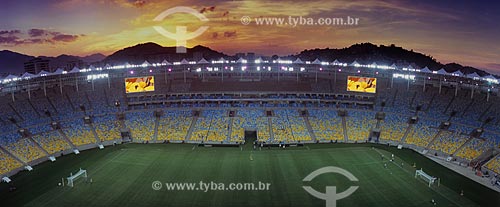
[371,148,470,207]
[351,160,386,166]
[89,149,127,177]
[109,160,149,167]
[26,151,126,207]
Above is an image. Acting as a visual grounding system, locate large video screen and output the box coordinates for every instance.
[125,76,155,93]
[347,76,377,93]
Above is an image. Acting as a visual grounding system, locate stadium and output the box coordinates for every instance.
[0,56,499,206]
[2,1,500,207]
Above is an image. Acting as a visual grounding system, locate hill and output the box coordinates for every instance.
[0,50,34,75]
[0,51,106,75]
[103,42,227,64]
[0,42,494,77]
[290,43,491,76]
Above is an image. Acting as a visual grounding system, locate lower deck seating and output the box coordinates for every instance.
[32,131,71,154]
[5,138,46,163]
[271,117,293,142]
[157,111,192,141]
[455,138,484,160]
[0,151,23,175]
[191,110,228,142]
[405,123,439,147]
[125,112,155,141]
[309,110,343,141]
[288,116,312,142]
[430,131,468,155]
[380,114,407,141]
[230,117,244,142]
[271,109,311,142]
[346,111,376,142]
[257,117,271,142]
[94,116,121,141]
[485,156,500,174]
[63,120,96,146]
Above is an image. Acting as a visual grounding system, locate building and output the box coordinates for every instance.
[24,58,50,74]
[66,60,84,70]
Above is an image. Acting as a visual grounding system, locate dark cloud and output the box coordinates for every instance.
[0,30,21,35]
[200,6,215,14]
[29,29,49,37]
[211,31,237,39]
[0,35,23,45]
[0,29,81,45]
[52,33,79,42]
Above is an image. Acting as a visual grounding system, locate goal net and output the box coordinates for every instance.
[67,168,88,187]
[415,168,438,187]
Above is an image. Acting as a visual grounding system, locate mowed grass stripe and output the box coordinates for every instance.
[0,144,496,207]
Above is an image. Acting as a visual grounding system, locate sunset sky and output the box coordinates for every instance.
[1,0,500,73]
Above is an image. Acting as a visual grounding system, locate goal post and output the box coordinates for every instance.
[67,168,88,187]
[415,168,438,187]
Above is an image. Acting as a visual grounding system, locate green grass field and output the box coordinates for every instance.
[0,143,498,207]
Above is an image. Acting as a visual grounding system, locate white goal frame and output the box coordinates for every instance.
[415,168,438,187]
[67,168,88,187]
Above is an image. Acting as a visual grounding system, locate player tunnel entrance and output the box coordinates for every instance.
[244,130,257,143]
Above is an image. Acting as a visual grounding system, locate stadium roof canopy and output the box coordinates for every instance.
[21,72,35,79]
[37,70,50,77]
[350,60,360,66]
[69,67,80,73]
[294,58,304,64]
[162,60,172,65]
[420,67,432,73]
[312,58,321,65]
[52,68,66,75]
[236,57,246,63]
[180,59,189,65]
[1,57,499,85]
[142,61,151,66]
[435,68,448,75]
[198,58,209,64]
[451,70,464,77]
